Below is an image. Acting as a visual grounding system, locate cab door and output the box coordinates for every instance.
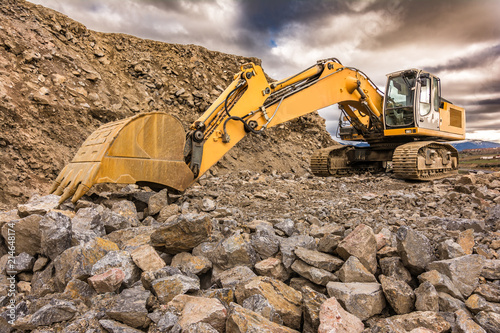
[417,75,440,130]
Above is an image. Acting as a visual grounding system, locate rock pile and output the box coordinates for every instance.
[0,0,334,209]
[0,171,499,332]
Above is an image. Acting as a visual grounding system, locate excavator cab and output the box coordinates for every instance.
[384,69,442,132]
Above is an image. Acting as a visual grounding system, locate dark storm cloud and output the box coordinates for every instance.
[237,0,348,33]
[425,44,500,73]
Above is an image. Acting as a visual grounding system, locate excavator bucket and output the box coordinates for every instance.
[50,112,194,204]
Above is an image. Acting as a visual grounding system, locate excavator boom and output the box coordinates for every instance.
[51,58,464,203]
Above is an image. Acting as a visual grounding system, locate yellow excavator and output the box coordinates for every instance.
[50,58,465,203]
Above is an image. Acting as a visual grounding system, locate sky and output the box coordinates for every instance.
[29,0,500,142]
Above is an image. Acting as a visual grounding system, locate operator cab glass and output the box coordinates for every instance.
[384,72,416,127]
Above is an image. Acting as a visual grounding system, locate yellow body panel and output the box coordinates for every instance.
[384,127,465,140]
[439,102,466,137]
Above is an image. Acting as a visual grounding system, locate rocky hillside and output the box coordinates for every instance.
[0,0,334,210]
[0,171,499,332]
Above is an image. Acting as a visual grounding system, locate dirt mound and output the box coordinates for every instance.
[0,0,334,209]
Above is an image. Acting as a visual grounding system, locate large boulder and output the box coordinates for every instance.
[336,224,377,274]
[17,194,59,217]
[302,286,328,333]
[396,226,435,274]
[379,274,415,315]
[168,295,227,332]
[106,286,151,328]
[91,250,141,288]
[150,213,212,254]
[53,238,119,288]
[426,254,485,298]
[226,303,299,333]
[235,276,303,330]
[210,233,258,271]
[39,211,72,260]
[318,297,364,333]
[1,215,42,255]
[326,282,386,321]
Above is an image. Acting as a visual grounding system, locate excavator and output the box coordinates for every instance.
[50,58,465,203]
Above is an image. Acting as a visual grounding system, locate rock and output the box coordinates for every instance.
[481,260,500,280]
[71,206,106,244]
[226,302,299,333]
[53,238,119,288]
[88,268,125,293]
[438,292,468,312]
[379,274,415,314]
[210,232,258,270]
[151,274,200,303]
[318,297,364,333]
[168,295,227,332]
[13,252,35,273]
[251,225,280,259]
[195,288,235,308]
[217,265,256,288]
[201,197,216,212]
[418,269,464,300]
[235,276,303,330]
[371,311,451,333]
[337,256,377,283]
[336,224,377,274]
[140,266,183,290]
[302,286,328,333]
[101,208,134,234]
[14,299,77,330]
[130,245,166,272]
[157,204,180,223]
[291,259,337,286]
[111,200,139,228]
[427,254,485,298]
[39,211,72,260]
[396,226,435,274]
[379,256,413,285]
[31,262,57,296]
[455,309,487,333]
[155,312,179,332]
[326,282,386,321]
[465,294,500,314]
[106,286,151,328]
[274,218,296,236]
[280,235,316,269]
[33,257,49,272]
[457,229,475,255]
[148,189,169,215]
[91,250,141,288]
[98,319,144,333]
[17,194,60,217]
[289,277,326,294]
[294,247,344,272]
[170,252,212,275]
[475,311,500,333]
[438,239,466,259]
[254,257,290,281]
[62,279,96,306]
[317,234,342,253]
[150,213,212,254]
[1,215,42,255]
[474,282,500,303]
[242,294,283,325]
[309,223,345,238]
[183,322,219,332]
[445,218,485,232]
[414,281,439,312]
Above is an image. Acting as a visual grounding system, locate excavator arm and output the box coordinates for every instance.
[51,59,386,203]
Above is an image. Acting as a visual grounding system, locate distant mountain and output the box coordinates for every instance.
[449,140,500,151]
[334,139,500,151]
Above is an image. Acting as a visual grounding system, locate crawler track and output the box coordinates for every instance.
[392,141,458,180]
